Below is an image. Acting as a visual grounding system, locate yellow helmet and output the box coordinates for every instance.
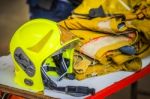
[10,19,78,91]
[10,19,95,96]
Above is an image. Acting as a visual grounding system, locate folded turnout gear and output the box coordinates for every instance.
[72,0,150,20]
[59,0,150,80]
[73,51,141,80]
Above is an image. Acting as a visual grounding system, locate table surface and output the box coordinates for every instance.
[0,55,150,99]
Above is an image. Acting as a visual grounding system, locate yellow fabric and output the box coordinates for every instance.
[138,1,150,18]
[75,64,122,80]
[73,51,95,74]
[73,0,143,19]
[73,0,103,15]
[75,57,141,80]
[72,0,150,20]
[124,57,141,71]
[111,54,135,65]
[74,51,142,80]
[129,19,150,41]
[143,7,150,18]
[138,46,150,58]
[137,41,150,55]
[58,0,150,80]
[59,17,128,34]
[97,51,121,65]
[146,0,150,4]
[95,36,133,61]
[70,30,108,43]
[68,30,108,51]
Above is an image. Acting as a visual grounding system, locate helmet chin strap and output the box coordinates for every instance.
[41,67,95,97]
[52,52,68,81]
[41,53,95,97]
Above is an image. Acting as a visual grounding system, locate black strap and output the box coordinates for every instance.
[41,66,57,88]
[55,86,95,97]
[43,66,56,72]
[89,6,106,18]
[52,53,69,76]
[41,66,95,97]
[44,65,76,80]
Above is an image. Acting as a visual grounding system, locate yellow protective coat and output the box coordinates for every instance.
[73,0,149,20]
[59,0,150,80]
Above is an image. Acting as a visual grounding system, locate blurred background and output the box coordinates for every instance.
[0,0,28,55]
[0,0,150,99]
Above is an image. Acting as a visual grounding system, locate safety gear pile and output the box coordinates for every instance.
[10,0,150,97]
[59,0,150,80]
